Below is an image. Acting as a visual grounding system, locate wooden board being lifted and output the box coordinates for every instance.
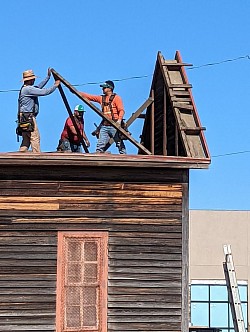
[51,69,152,155]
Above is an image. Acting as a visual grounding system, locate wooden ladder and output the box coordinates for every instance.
[158,51,208,158]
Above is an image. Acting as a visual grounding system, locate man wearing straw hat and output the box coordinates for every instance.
[18,68,60,152]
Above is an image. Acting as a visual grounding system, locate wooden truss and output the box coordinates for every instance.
[140,51,210,159]
[51,69,152,155]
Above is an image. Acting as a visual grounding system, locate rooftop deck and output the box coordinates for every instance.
[0,152,210,169]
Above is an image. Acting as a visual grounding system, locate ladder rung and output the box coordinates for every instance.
[163,62,193,67]
[173,102,194,110]
[169,84,192,89]
[170,90,190,96]
[171,97,192,102]
[181,127,206,134]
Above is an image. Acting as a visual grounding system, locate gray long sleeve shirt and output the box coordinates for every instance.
[19,75,57,116]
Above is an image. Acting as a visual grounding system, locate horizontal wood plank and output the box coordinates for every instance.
[0,324,55,331]
[108,308,181,316]
[0,203,59,210]
[109,253,181,260]
[0,169,186,331]
[108,301,181,308]
[108,273,181,281]
[108,280,181,288]
[0,195,182,203]
[0,210,182,218]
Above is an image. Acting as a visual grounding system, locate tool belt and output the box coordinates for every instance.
[16,113,34,136]
[118,120,130,140]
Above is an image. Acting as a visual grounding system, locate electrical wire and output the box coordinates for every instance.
[188,55,250,70]
[212,150,250,158]
[0,54,249,93]
[0,88,19,93]
[72,75,150,87]
[0,75,151,93]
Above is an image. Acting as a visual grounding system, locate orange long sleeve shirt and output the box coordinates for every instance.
[80,92,124,122]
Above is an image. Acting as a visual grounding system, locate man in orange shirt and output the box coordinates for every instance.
[79,80,126,154]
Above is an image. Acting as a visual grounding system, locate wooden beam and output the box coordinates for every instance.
[126,98,153,127]
[105,97,154,149]
[175,123,179,156]
[150,90,155,154]
[56,84,89,153]
[51,69,152,155]
[181,127,206,135]
[173,102,194,110]
[162,62,193,67]
[181,178,189,332]
[169,84,192,89]
[163,88,167,156]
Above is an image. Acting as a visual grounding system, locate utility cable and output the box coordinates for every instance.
[72,75,150,87]
[0,54,249,93]
[188,55,250,70]
[0,75,150,93]
[0,88,19,93]
[212,150,250,158]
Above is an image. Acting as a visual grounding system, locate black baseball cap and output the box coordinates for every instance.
[100,80,115,90]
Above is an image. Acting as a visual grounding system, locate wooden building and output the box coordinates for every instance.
[0,51,210,332]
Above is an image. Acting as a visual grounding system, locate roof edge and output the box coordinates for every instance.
[0,152,211,169]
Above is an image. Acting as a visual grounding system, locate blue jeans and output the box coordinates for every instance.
[59,139,81,152]
[96,125,126,154]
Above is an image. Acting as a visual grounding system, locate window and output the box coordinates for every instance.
[56,232,108,332]
[190,281,248,332]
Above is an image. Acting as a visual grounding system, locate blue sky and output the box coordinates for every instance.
[0,1,249,210]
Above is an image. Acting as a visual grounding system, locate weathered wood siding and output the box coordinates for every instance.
[0,165,188,332]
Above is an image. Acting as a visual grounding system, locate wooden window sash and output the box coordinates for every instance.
[56,232,108,332]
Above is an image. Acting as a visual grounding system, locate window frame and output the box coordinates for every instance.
[56,231,108,332]
[190,280,248,332]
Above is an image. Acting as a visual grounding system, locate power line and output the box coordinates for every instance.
[188,55,250,70]
[0,54,249,93]
[0,75,151,93]
[0,88,19,93]
[72,75,150,87]
[212,150,250,158]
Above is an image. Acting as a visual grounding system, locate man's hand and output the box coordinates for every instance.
[85,139,90,147]
[54,80,60,87]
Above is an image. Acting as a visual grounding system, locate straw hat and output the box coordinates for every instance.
[22,69,37,82]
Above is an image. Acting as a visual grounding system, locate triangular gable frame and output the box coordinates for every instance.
[140,51,210,160]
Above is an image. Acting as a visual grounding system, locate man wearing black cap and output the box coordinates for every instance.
[79,80,126,154]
